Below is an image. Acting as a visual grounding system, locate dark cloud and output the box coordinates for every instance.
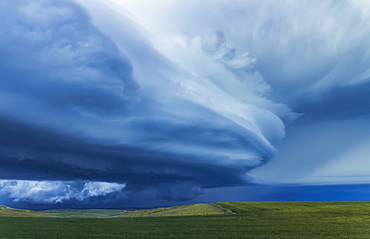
[6,0,370,208]
[0,0,290,208]
[0,1,138,117]
[0,116,251,205]
[293,81,370,123]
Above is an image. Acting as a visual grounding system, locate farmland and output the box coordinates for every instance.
[1,201,370,238]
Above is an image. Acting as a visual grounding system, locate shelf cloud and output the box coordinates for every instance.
[1,0,370,207]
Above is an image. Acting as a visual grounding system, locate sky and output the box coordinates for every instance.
[1,0,370,209]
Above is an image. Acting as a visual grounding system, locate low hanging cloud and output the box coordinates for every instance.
[0,180,126,204]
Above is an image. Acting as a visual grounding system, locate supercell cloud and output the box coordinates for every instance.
[1,0,370,206]
[0,0,290,205]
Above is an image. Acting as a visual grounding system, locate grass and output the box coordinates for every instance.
[40,209,126,218]
[1,201,370,238]
[117,203,225,217]
[0,205,50,218]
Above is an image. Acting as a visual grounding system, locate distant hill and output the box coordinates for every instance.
[38,203,226,218]
[2,201,370,238]
[216,201,370,214]
[40,209,126,218]
[5,201,367,218]
[117,201,370,218]
[117,203,227,217]
[0,205,51,217]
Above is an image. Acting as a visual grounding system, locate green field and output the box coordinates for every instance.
[41,209,126,218]
[117,203,225,217]
[0,205,50,218]
[1,201,370,238]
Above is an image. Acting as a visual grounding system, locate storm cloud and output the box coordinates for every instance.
[1,0,370,207]
[0,179,126,204]
[0,0,293,206]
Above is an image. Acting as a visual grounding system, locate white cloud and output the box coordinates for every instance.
[0,180,126,203]
[107,0,370,104]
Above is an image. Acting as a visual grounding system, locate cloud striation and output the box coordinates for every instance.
[0,0,294,206]
[2,0,370,206]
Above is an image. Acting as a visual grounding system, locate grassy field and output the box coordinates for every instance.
[37,203,225,218]
[0,205,50,218]
[217,200,370,214]
[41,209,126,218]
[1,201,370,238]
[117,203,225,217]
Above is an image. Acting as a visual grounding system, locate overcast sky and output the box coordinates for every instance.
[1,0,370,209]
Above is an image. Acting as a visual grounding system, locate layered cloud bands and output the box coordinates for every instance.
[4,0,369,206]
[114,0,370,187]
[0,0,293,205]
